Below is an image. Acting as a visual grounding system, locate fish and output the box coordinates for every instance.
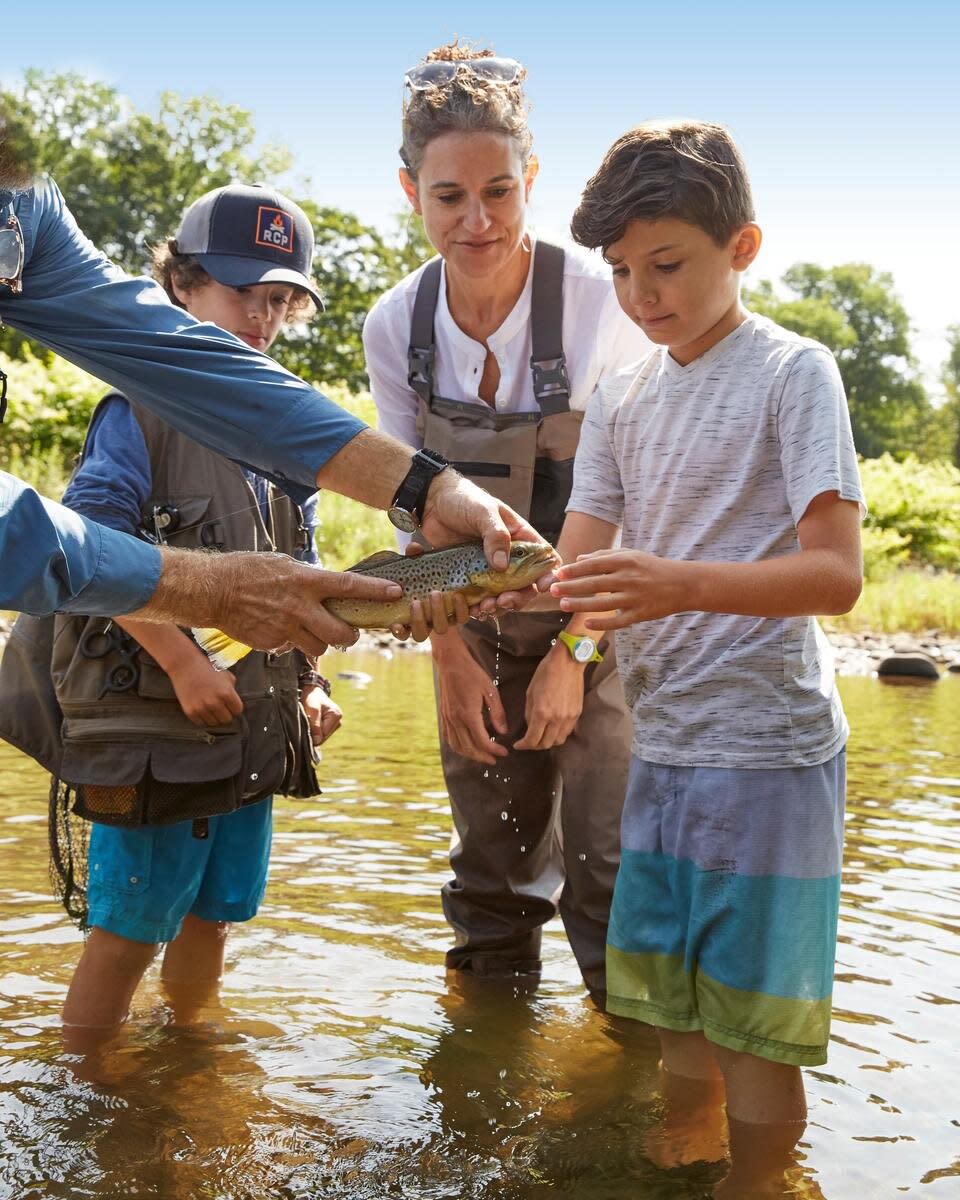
[192,540,559,671]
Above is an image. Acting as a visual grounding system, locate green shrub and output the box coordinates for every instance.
[860,453,960,571]
[0,349,105,475]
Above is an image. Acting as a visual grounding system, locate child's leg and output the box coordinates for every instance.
[62,927,158,1052]
[160,915,230,1023]
[646,1029,727,1169]
[711,1044,807,1198]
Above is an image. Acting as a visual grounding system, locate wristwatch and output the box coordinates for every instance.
[557,630,604,664]
[387,448,450,534]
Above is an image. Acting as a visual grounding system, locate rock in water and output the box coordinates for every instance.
[877,651,940,681]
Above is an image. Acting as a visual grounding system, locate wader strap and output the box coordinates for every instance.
[408,258,443,405]
[407,242,570,415]
[529,242,571,417]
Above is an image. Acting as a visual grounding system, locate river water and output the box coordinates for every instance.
[0,649,957,1199]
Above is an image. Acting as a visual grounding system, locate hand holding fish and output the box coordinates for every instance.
[192,541,560,671]
[129,547,403,660]
[421,471,540,588]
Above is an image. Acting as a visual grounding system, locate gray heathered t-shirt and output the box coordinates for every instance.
[568,312,865,769]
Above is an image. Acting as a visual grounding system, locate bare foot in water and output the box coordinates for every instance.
[645,1070,728,1169]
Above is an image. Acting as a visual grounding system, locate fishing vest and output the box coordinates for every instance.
[0,395,319,828]
[409,241,582,547]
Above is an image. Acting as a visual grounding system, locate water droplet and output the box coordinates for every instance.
[501,811,508,821]
[578,852,587,861]
[520,845,526,852]
[499,1068,507,1079]
[482,770,489,778]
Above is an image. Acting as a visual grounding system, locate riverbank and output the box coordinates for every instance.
[3,617,958,678]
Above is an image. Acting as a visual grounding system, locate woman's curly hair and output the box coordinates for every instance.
[400,40,533,178]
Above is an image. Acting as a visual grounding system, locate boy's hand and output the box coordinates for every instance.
[513,648,586,751]
[301,685,342,746]
[551,549,690,630]
[168,656,244,727]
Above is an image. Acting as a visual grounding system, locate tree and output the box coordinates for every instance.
[1,71,291,273]
[273,205,432,391]
[746,263,931,459]
[940,325,960,467]
[1,72,432,389]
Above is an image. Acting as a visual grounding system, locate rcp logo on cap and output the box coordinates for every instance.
[255,206,294,254]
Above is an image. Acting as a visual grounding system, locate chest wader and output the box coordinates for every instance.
[0,397,320,924]
[408,243,633,993]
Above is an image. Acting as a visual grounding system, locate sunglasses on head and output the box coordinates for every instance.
[0,214,24,296]
[404,57,523,91]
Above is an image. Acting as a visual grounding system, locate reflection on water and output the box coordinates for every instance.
[0,652,957,1198]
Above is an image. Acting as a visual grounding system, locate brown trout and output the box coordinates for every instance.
[193,541,559,670]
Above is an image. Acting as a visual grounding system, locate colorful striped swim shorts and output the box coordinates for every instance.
[606,752,845,1066]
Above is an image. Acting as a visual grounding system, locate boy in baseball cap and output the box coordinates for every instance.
[52,182,339,1058]
[170,181,324,309]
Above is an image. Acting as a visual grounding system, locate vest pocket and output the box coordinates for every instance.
[60,726,243,828]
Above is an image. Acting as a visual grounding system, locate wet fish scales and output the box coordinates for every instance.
[326,541,556,629]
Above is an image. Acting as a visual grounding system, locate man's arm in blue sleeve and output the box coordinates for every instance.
[1,179,365,504]
[0,471,161,616]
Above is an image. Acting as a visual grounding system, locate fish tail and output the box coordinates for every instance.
[191,627,253,671]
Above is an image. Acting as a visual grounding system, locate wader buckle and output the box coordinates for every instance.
[530,353,571,403]
[407,346,435,397]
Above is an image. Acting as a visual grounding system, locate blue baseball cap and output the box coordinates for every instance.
[175,182,324,309]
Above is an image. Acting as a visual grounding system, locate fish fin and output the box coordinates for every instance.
[348,550,404,571]
[192,627,253,671]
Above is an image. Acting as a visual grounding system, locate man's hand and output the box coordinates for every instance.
[513,648,587,752]
[421,471,539,572]
[433,631,509,765]
[128,548,404,658]
[301,685,342,746]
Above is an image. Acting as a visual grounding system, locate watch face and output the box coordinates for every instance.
[387,505,418,534]
[573,637,597,663]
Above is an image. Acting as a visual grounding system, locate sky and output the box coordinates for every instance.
[5,0,959,391]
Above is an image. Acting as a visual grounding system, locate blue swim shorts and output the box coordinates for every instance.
[606,752,845,1066]
[86,797,273,944]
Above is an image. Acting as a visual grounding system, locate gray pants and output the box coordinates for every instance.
[436,613,632,993]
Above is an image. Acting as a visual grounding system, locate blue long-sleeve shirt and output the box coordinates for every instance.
[0,176,363,615]
[61,393,319,561]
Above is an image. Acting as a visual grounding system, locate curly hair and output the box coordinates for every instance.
[400,40,533,178]
[151,240,315,321]
[571,120,755,252]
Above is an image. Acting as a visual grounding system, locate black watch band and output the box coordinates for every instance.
[388,448,449,533]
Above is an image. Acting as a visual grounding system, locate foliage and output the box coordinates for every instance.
[0,349,105,490]
[859,453,960,573]
[1,72,432,388]
[826,569,960,635]
[1,70,291,274]
[309,386,395,569]
[273,207,431,392]
[746,264,933,459]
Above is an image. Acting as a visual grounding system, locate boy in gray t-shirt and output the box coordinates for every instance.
[545,121,864,1192]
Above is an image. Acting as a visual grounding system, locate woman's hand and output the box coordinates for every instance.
[434,632,509,765]
[301,684,343,746]
[168,656,244,727]
[513,647,586,751]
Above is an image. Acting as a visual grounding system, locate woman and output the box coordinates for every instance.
[363,43,649,997]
